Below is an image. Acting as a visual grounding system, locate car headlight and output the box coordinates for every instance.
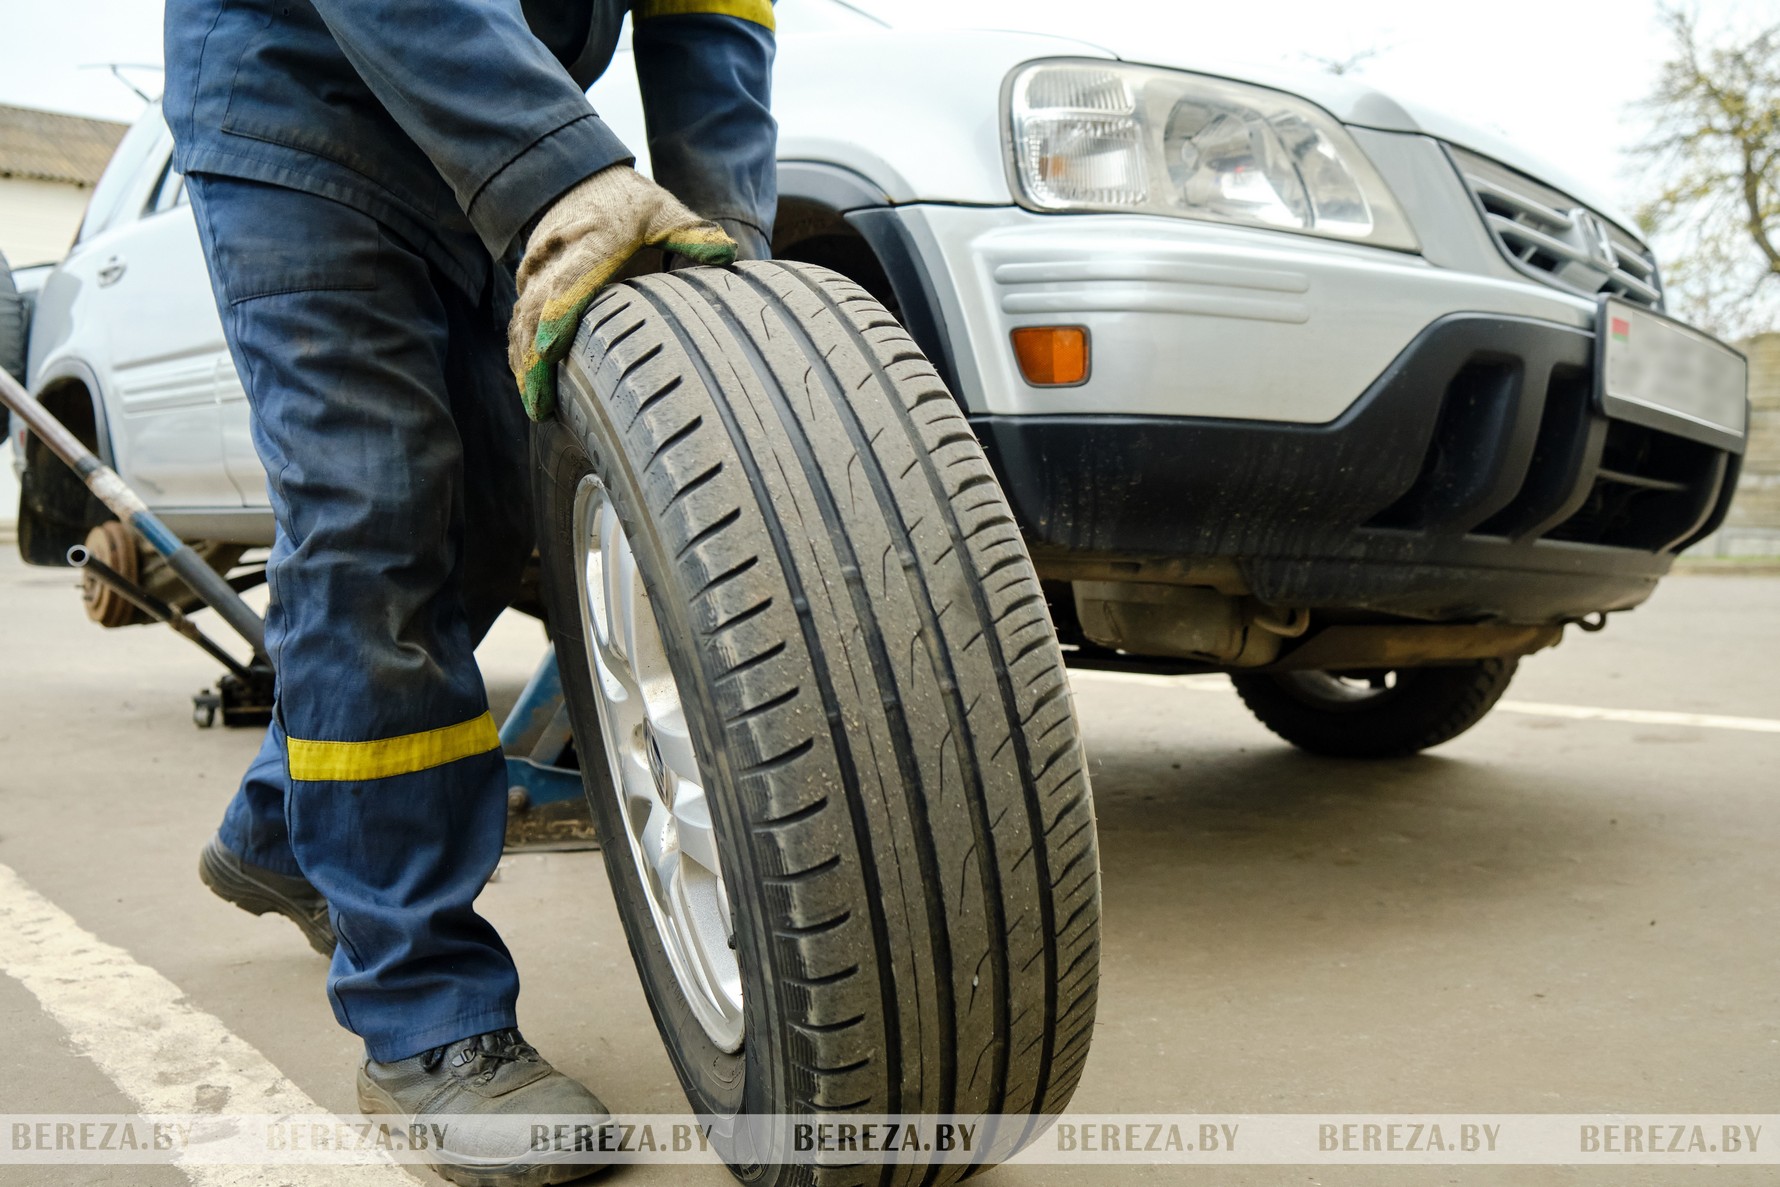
[1007,60,1419,251]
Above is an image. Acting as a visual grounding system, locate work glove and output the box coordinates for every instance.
[509,164,738,421]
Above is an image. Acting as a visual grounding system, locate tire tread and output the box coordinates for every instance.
[545,263,1101,1186]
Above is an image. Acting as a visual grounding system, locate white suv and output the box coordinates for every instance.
[12,0,1749,755]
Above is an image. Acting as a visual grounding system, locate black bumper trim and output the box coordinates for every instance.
[972,313,1740,624]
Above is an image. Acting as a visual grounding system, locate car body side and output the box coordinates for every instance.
[11,6,1748,665]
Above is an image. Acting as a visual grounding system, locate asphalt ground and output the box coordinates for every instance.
[2,544,1777,1186]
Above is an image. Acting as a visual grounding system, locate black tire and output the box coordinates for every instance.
[1,250,25,441]
[534,261,1100,1183]
[1230,659,1518,758]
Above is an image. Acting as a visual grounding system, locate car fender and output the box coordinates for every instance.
[588,28,1116,206]
[14,355,114,467]
[771,28,1113,204]
[774,161,965,402]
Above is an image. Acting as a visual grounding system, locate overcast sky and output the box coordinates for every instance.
[1,0,1775,213]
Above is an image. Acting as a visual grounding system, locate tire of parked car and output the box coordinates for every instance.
[1,250,26,438]
[533,260,1100,1181]
[1230,659,1519,759]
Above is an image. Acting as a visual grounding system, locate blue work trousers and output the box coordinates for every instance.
[189,173,534,1061]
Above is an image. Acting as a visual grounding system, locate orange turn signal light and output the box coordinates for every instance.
[1011,326,1089,387]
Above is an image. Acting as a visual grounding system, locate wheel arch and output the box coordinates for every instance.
[15,363,113,566]
[772,162,964,401]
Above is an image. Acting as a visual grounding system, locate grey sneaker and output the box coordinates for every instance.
[358,1029,612,1186]
[198,834,336,957]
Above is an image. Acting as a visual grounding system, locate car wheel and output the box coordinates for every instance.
[1,250,26,414]
[1230,659,1519,758]
[533,261,1100,1181]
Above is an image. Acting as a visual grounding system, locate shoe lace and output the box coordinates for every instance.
[421,1029,540,1077]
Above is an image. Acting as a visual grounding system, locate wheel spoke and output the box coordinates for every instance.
[614,527,644,673]
[586,611,641,713]
[569,473,743,1054]
[675,875,741,1022]
[617,739,657,813]
[601,504,626,659]
[582,500,645,707]
[639,799,677,890]
[648,710,700,786]
[672,782,721,875]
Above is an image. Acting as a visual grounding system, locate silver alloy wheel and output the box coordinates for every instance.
[572,476,744,1052]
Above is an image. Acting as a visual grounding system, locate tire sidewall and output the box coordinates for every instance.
[1273,664,1499,717]
[1272,669,1426,716]
[0,250,24,421]
[534,385,784,1141]
[531,263,1101,1179]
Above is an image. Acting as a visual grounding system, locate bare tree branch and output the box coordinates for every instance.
[1632,3,1780,335]
[1301,45,1391,77]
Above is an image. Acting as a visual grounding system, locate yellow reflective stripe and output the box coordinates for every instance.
[287,712,502,783]
[634,0,775,30]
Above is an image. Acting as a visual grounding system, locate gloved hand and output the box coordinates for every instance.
[509,164,737,421]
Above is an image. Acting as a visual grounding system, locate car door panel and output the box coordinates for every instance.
[76,145,240,510]
[216,356,270,507]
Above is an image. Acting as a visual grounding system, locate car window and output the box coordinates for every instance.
[144,158,186,216]
[76,110,168,244]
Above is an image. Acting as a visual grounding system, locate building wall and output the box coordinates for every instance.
[0,175,88,267]
[1706,332,1780,555]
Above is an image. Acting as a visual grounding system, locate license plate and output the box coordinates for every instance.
[1598,297,1748,452]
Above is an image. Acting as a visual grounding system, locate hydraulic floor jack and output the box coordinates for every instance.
[1,365,593,850]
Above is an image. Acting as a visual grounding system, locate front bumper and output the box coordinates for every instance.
[895,204,1611,423]
[973,313,1744,624]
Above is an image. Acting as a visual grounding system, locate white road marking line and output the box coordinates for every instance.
[1492,700,1780,734]
[1067,669,1226,690]
[0,859,412,1186]
[1068,668,1780,735]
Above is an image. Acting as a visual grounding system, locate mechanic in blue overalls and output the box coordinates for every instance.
[163,0,774,1176]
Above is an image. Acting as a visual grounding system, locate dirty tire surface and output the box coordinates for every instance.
[1231,658,1519,758]
[0,249,25,387]
[536,261,1100,1185]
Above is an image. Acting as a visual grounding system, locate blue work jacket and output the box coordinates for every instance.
[163,0,777,298]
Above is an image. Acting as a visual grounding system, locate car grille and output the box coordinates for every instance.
[1448,146,1663,309]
